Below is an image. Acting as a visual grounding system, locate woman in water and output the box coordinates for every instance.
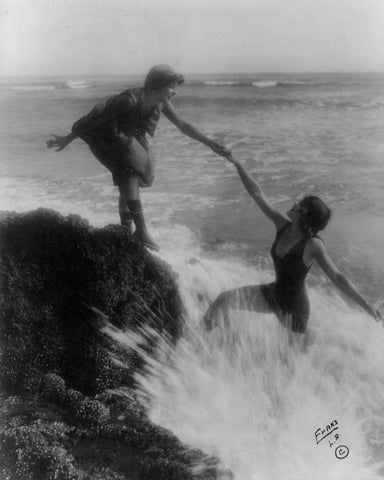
[47,64,230,251]
[203,154,381,335]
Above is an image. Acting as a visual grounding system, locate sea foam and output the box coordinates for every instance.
[103,249,384,480]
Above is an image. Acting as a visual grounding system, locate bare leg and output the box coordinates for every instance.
[119,175,140,201]
[203,285,272,331]
[119,176,159,251]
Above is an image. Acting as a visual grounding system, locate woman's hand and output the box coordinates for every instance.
[209,142,231,158]
[226,153,238,165]
[46,133,75,151]
[222,151,239,165]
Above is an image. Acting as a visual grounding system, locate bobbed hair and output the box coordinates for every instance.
[144,64,185,91]
[300,195,331,236]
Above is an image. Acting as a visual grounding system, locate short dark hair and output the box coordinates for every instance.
[144,64,185,91]
[301,195,331,236]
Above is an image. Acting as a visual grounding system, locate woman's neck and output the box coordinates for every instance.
[288,220,306,238]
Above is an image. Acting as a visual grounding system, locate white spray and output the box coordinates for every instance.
[105,243,384,480]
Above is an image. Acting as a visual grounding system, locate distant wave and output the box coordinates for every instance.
[276,80,316,87]
[204,80,243,86]
[252,81,278,88]
[65,80,92,89]
[251,80,319,88]
[1,80,93,91]
[196,79,324,88]
[202,80,258,87]
[201,79,277,87]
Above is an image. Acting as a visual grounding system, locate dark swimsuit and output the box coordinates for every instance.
[260,223,312,333]
[72,88,162,188]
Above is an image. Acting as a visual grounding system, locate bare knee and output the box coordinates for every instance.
[120,175,140,201]
[213,291,231,309]
[203,293,229,331]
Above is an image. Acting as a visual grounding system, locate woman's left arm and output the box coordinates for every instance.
[162,101,230,157]
[311,239,381,321]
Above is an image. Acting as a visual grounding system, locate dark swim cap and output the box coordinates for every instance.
[144,64,185,91]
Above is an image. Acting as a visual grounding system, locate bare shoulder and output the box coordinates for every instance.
[302,236,325,266]
[307,236,327,257]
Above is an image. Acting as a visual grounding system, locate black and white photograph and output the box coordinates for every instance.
[1,1,384,479]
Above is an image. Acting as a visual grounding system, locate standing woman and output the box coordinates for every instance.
[203,154,381,335]
[47,65,230,251]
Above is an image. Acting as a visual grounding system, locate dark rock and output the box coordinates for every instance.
[0,208,184,396]
[0,209,224,480]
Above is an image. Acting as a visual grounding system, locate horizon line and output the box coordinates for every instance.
[1,70,384,79]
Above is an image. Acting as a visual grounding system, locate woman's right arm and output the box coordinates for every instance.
[229,155,287,228]
[162,101,230,157]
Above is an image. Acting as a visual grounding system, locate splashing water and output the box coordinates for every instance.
[104,249,384,480]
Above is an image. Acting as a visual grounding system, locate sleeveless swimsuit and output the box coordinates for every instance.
[260,223,312,333]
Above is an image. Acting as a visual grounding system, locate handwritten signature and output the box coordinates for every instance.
[315,419,349,459]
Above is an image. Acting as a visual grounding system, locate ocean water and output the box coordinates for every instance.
[1,72,384,478]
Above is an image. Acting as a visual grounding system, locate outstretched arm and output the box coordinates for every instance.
[228,155,287,228]
[47,93,135,152]
[162,101,230,157]
[311,238,381,321]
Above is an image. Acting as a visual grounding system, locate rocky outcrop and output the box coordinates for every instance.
[0,209,225,480]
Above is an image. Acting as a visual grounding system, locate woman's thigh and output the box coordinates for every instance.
[220,285,273,314]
